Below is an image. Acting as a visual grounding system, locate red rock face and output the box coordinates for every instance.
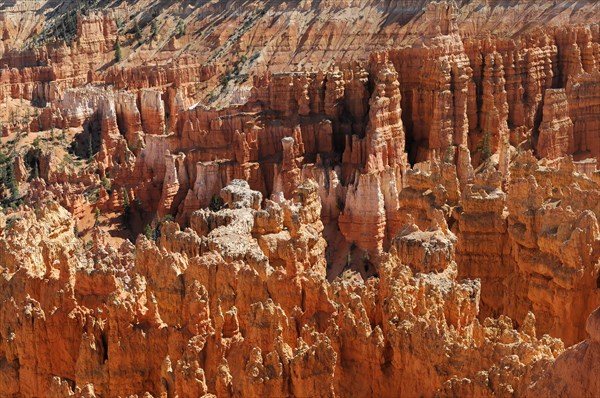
[139,90,165,135]
[3,0,600,397]
[537,88,574,159]
[364,59,406,172]
[391,32,472,163]
[566,71,600,160]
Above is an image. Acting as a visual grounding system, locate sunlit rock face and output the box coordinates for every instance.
[2,0,600,397]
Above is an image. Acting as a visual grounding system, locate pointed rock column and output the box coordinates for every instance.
[339,173,386,254]
[140,89,166,135]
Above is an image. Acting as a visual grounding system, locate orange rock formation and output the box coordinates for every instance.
[1,0,600,397]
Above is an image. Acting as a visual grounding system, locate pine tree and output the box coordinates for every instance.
[444,143,454,164]
[122,188,131,226]
[7,162,18,201]
[209,194,223,211]
[87,134,94,159]
[134,21,142,40]
[114,38,122,62]
[481,114,493,161]
[176,20,186,37]
[123,188,130,208]
[481,129,492,161]
[144,223,154,240]
[94,207,101,226]
[32,160,39,180]
[151,20,159,38]
[101,176,111,193]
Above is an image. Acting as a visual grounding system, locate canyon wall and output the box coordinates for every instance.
[1,0,600,397]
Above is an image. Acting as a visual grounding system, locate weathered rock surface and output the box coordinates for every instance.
[529,307,600,397]
[537,89,574,160]
[457,154,600,346]
[2,1,600,397]
[0,191,565,397]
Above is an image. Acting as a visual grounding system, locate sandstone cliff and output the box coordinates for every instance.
[1,1,600,397]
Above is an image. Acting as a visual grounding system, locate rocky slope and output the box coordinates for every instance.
[1,0,600,397]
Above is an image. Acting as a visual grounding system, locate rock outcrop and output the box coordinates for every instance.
[530,307,600,397]
[457,154,600,346]
[0,193,565,397]
[3,1,600,397]
[537,89,574,160]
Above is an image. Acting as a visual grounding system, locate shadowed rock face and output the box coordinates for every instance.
[1,1,600,397]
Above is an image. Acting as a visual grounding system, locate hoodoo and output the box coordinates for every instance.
[1,1,600,397]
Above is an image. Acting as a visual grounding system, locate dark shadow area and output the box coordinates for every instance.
[400,90,418,166]
[0,0,17,11]
[24,147,41,181]
[531,99,544,154]
[70,114,101,159]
